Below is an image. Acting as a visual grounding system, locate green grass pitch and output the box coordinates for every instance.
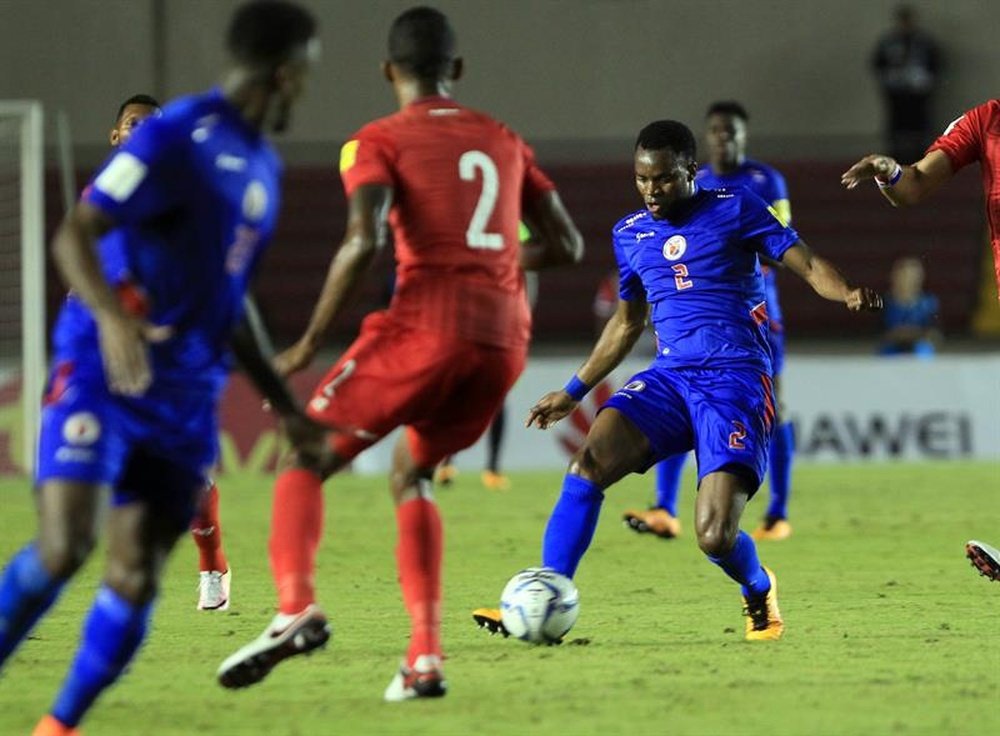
[0,463,997,735]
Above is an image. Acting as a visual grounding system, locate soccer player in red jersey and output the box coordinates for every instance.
[842,99,1000,582]
[218,6,583,698]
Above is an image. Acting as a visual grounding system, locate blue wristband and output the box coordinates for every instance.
[563,374,591,401]
[875,163,903,188]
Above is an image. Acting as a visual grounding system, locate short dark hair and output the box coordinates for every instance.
[635,120,697,160]
[705,100,749,122]
[116,94,160,123]
[388,6,456,80]
[227,0,317,68]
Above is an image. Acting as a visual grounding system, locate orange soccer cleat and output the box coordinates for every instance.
[434,464,458,487]
[472,607,509,637]
[743,567,784,641]
[622,507,682,538]
[751,518,793,542]
[481,470,510,491]
[32,715,82,736]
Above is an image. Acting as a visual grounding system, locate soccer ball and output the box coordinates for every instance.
[500,567,579,644]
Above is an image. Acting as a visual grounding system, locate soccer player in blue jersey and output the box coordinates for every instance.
[623,101,797,542]
[475,120,880,641]
[100,93,236,611]
[0,3,319,734]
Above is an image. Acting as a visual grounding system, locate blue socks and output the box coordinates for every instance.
[51,585,153,728]
[766,422,795,520]
[541,474,604,578]
[0,543,65,665]
[654,454,686,516]
[707,530,771,598]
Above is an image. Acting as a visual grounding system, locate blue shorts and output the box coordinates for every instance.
[603,364,776,491]
[35,361,218,529]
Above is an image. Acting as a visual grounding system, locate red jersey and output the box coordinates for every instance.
[340,96,555,348]
[926,99,1000,292]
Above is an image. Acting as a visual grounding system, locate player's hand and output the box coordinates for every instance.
[526,390,578,430]
[95,312,172,396]
[274,337,317,377]
[846,287,883,312]
[840,155,899,189]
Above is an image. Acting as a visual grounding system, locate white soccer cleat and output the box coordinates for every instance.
[217,604,331,689]
[966,540,1000,582]
[384,654,447,702]
[197,569,232,611]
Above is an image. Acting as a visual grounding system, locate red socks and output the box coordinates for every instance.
[266,468,442,661]
[269,468,324,615]
[190,482,228,573]
[395,497,443,664]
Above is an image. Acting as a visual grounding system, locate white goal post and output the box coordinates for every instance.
[0,101,45,474]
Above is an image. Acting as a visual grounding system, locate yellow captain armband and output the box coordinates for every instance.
[339,140,359,173]
[769,199,792,227]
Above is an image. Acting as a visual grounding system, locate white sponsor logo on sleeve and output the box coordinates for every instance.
[93,152,148,202]
[942,115,965,136]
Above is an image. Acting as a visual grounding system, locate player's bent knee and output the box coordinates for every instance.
[567,446,609,487]
[696,525,737,557]
[37,532,96,579]
[103,561,159,605]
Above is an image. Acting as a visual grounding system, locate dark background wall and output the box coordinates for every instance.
[2,1,996,161]
[13,0,995,344]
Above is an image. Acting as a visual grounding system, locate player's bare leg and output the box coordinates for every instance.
[697,471,783,640]
[384,431,446,702]
[191,481,232,610]
[475,408,650,637]
[0,480,101,672]
[218,427,341,690]
[34,470,194,732]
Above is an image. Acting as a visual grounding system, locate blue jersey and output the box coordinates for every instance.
[56,88,282,397]
[696,160,790,328]
[612,186,799,373]
[884,294,938,330]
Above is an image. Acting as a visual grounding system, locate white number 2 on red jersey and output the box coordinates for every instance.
[459,150,503,250]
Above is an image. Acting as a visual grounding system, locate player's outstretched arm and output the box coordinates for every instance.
[840,150,954,207]
[781,242,882,311]
[231,295,298,417]
[274,185,393,376]
[527,294,647,430]
[52,202,171,396]
[519,190,584,271]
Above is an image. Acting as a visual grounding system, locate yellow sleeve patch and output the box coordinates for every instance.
[768,200,791,228]
[518,221,531,242]
[339,140,359,173]
[771,199,792,226]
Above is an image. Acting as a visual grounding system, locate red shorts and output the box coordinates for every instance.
[306,312,527,467]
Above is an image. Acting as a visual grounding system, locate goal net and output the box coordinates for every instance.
[0,101,44,475]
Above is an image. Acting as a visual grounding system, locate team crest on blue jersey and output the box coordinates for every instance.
[62,412,101,446]
[622,379,647,392]
[663,235,687,261]
[242,180,268,221]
